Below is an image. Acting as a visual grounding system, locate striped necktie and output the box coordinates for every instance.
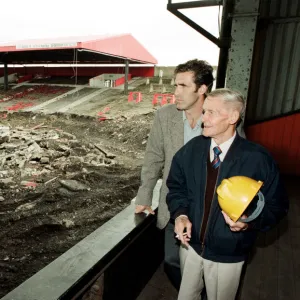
[212,146,222,169]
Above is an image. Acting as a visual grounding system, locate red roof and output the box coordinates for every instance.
[0,34,157,64]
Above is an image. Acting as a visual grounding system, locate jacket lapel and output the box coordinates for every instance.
[193,137,211,192]
[219,133,243,181]
[170,108,184,151]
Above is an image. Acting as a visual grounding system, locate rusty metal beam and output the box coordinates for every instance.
[167,0,222,10]
[167,5,225,47]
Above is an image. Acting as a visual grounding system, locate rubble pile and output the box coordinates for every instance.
[0,124,116,196]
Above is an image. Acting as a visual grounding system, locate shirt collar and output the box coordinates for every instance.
[210,132,236,161]
[182,111,201,125]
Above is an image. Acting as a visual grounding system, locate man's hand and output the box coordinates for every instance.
[175,215,192,247]
[221,211,248,231]
[135,205,155,215]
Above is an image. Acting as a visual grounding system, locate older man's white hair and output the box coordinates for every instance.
[207,88,246,118]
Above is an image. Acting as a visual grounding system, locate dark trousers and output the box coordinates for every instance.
[164,222,181,291]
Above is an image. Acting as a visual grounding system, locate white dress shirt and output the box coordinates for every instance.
[210,132,236,162]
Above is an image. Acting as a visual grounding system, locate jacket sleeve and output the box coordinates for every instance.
[250,153,289,231]
[135,110,165,206]
[166,150,190,220]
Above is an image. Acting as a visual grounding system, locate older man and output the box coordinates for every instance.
[166,88,288,300]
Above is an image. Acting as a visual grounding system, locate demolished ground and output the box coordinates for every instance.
[0,110,154,297]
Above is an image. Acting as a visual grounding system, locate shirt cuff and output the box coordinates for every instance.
[173,207,189,220]
[175,215,189,222]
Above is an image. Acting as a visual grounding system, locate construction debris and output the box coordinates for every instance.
[0,125,9,143]
[0,125,116,190]
[59,179,90,192]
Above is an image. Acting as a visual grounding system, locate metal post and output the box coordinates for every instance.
[225,0,260,96]
[4,63,8,91]
[75,49,78,86]
[216,0,234,88]
[124,59,129,94]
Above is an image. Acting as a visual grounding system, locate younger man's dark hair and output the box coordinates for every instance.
[174,59,214,92]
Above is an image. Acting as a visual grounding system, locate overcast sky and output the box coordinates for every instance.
[0,0,221,66]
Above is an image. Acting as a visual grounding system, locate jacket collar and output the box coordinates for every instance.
[222,133,243,164]
[193,132,243,159]
[193,133,243,185]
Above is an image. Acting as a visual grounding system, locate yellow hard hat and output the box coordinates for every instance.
[217,176,264,223]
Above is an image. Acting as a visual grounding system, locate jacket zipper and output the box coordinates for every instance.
[201,164,222,255]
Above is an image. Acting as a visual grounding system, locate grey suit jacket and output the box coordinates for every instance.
[135,104,245,229]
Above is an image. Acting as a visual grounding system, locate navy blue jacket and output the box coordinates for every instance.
[166,134,288,263]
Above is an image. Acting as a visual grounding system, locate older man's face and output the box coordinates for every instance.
[202,96,234,140]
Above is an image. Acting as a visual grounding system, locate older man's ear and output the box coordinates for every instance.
[229,110,241,125]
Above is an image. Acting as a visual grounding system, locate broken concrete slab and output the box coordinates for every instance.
[0,126,10,144]
[94,144,116,159]
[59,180,90,192]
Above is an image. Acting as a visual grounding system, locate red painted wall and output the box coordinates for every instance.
[246,113,300,175]
[0,66,154,78]
[115,74,132,87]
